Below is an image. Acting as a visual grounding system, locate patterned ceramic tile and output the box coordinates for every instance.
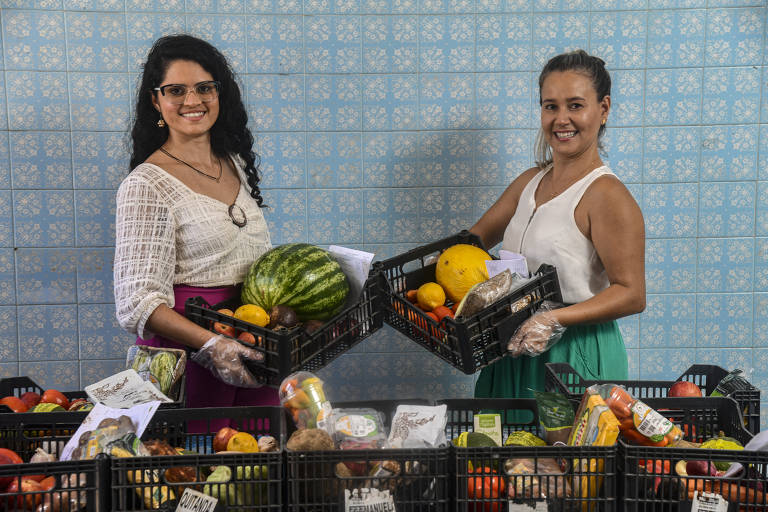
[245,0,302,12]
[625,348,639,379]
[19,361,79,391]
[694,348,752,375]
[362,132,419,187]
[419,131,474,186]
[2,10,66,70]
[419,0,475,14]
[253,132,306,189]
[476,73,533,129]
[304,16,362,73]
[79,304,136,360]
[0,133,9,189]
[126,13,187,69]
[703,67,761,125]
[13,190,74,247]
[473,186,505,222]
[644,68,702,126]
[6,71,69,130]
[362,16,418,73]
[73,132,128,189]
[75,190,116,247]
[698,182,755,237]
[0,1,61,7]
[638,348,696,380]
[15,248,76,304]
[360,0,418,13]
[755,239,768,291]
[590,11,646,69]
[126,0,185,10]
[0,74,7,131]
[609,70,644,127]
[306,76,362,132]
[642,126,700,183]
[80,359,126,389]
[0,248,15,306]
[477,0,531,11]
[10,132,72,190]
[645,238,697,293]
[246,15,303,74]
[642,183,698,238]
[0,363,19,379]
[65,12,127,72]
[697,238,754,292]
[418,188,474,242]
[618,314,639,349]
[18,305,78,361]
[705,8,764,66]
[532,13,589,71]
[476,14,532,72]
[77,248,115,304]
[639,294,695,349]
[188,16,247,73]
[261,189,307,244]
[755,293,768,347]
[69,73,130,132]
[308,189,363,244]
[419,73,474,130]
[0,306,18,362]
[761,125,768,180]
[307,133,362,187]
[67,0,123,8]
[187,0,245,12]
[700,126,758,181]
[247,75,305,131]
[0,191,10,247]
[475,130,531,186]
[592,0,648,8]
[363,75,418,131]
[363,188,419,244]
[646,9,705,67]
[420,16,475,73]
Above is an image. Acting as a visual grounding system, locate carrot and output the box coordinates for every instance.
[685,477,766,511]
[618,417,635,431]
[621,427,668,447]
[405,290,418,303]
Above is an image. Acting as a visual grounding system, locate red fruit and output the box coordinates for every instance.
[467,467,505,512]
[0,448,23,464]
[38,476,56,491]
[668,381,702,398]
[343,460,368,476]
[5,478,43,509]
[0,396,28,413]
[212,427,239,453]
[41,390,70,410]
[19,391,41,409]
[237,332,257,345]
[213,309,238,337]
[0,453,17,488]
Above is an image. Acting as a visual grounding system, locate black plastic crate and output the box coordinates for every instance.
[111,406,284,511]
[438,398,617,512]
[618,396,765,512]
[376,230,562,374]
[185,273,383,387]
[0,457,107,512]
[545,362,761,434]
[0,374,186,413]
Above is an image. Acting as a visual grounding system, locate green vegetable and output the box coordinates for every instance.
[149,351,177,395]
[241,244,350,321]
[203,465,237,504]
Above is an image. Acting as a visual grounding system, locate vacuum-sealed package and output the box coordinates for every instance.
[331,408,388,449]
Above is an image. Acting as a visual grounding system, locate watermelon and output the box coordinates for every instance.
[241,244,350,322]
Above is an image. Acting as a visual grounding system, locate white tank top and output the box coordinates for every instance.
[502,165,615,304]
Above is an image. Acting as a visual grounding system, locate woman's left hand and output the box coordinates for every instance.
[507,311,566,357]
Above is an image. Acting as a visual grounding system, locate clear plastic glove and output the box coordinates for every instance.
[507,301,566,357]
[191,334,264,388]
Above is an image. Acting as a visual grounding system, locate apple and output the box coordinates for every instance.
[213,309,238,337]
[0,453,17,488]
[5,478,43,509]
[41,389,70,410]
[668,381,703,398]
[0,396,28,413]
[19,391,41,409]
[237,332,256,345]
[0,448,23,465]
[212,427,239,453]
[38,475,56,491]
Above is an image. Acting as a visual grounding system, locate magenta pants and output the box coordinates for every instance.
[137,285,280,420]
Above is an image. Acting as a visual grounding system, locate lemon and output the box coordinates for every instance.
[234,304,269,327]
[417,282,446,310]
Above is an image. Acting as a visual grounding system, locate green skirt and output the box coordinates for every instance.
[474,321,628,400]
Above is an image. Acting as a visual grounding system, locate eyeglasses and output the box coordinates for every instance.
[153,81,220,104]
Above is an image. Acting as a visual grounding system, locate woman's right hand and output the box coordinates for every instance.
[191,334,265,388]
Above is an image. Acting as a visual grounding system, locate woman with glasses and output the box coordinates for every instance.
[114,34,278,410]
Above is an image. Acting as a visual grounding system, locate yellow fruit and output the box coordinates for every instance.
[226,432,259,453]
[416,282,446,310]
[234,304,269,327]
[435,244,491,303]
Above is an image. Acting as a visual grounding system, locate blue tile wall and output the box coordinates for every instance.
[0,3,765,428]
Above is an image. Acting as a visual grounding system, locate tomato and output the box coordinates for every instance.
[467,466,505,512]
[0,396,28,413]
[0,448,23,464]
[41,389,69,410]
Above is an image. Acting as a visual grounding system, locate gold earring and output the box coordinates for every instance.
[601,119,606,125]
[157,118,166,128]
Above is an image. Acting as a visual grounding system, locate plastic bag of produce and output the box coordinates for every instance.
[126,345,186,400]
[279,371,332,431]
[454,269,531,318]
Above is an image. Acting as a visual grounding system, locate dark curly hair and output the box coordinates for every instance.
[130,34,265,207]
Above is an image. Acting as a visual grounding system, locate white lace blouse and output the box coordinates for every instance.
[114,156,271,339]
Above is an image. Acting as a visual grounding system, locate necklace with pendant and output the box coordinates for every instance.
[159,146,222,183]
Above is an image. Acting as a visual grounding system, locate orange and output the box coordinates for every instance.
[435,244,491,303]
[416,282,446,311]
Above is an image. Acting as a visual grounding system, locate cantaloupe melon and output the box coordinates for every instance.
[435,244,491,303]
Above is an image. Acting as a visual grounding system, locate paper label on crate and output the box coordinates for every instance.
[630,400,674,441]
[175,488,218,512]
[508,501,549,511]
[690,491,728,512]
[59,401,161,461]
[85,369,173,408]
[344,488,396,512]
[329,245,375,308]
